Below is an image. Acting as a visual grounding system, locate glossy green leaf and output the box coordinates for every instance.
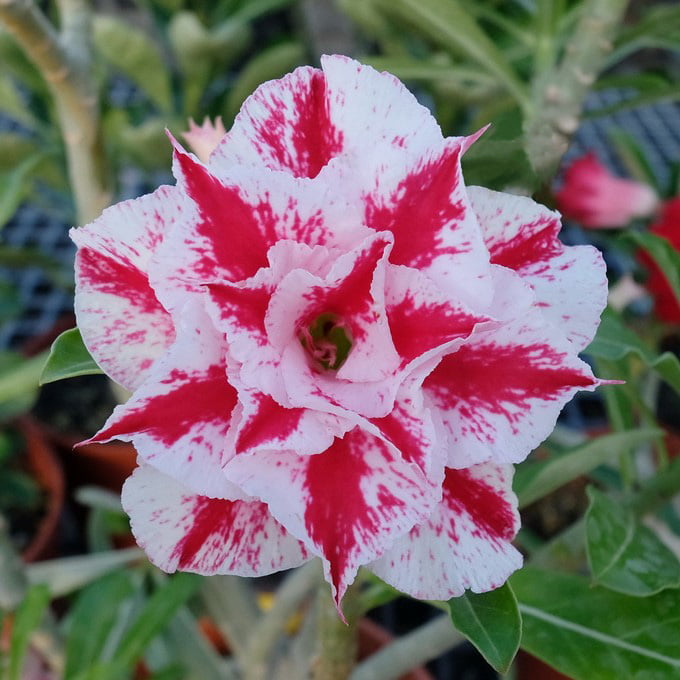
[93,15,172,112]
[40,328,103,385]
[373,0,528,107]
[586,487,680,596]
[64,572,135,680]
[515,428,661,508]
[8,584,51,680]
[586,308,680,394]
[113,573,202,670]
[448,583,521,673]
[512,567,680,679]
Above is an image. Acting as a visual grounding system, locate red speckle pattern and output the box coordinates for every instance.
[248,70,343,178]
[93,364,237,447]
[236,393,304,452]
[364,145,466,268]
[443,468,515,543]
[299,236,389,342]
[78,248,163,317]
[176,151,276,281]
[425,341,594,436]
[370,402,429,471]
[209,283,271,341]
[488,217,562,273]
[387,294,481,366]
[303,429,405,597]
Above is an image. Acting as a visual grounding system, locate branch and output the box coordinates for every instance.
[524,0,629,180]
[0,0,109,223]
[350,615,463,680]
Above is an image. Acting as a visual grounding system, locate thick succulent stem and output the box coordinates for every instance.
[524,0,629,180]
[0,0,109,223]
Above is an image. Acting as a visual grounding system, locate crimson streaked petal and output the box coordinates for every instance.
[370,463,521,599]
[87,306,238,498]
[122,464,310,576]
[234,389,352,456]
[425,310,598,467]
[71,187,180,390]
[362,139,493,309]
[224,427,437,606]
[385,264,491,369]
[470,186,607,349]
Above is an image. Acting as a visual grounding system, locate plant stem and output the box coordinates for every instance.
[242,560,323,680]
[0,0,109,223]
[311,578,361,680]
[524,0,629,180]
[350,615,463,680]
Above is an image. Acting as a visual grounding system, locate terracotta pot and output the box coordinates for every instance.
[15,416,65,563]
[516,650,573,680]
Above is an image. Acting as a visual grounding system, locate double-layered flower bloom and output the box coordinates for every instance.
[72,56,607,608]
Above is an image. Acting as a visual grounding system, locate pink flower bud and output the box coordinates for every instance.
[181,116,227,163]
[556,153,658,228]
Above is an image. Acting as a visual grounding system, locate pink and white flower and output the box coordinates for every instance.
[556,152,658,228]
[181,116,227,164]
[72,56,607,609]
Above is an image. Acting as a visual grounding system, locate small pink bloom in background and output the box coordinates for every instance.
[556,152,658,228]
[72,56,608,611]
[639,197,680,323]
[181,116,227,163]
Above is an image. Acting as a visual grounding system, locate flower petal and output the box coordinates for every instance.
[370,463,521,599]
[87,306,238,498]
[425,309,598,467]
[223,427,437,606]
[469,186,607,349]
[71,187,179,390]
[122,464,310,576]
[385,264,491,369]
[234,388,352,456]
[361,139,494,309]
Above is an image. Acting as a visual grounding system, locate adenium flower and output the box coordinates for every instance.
[72,56,607,609]
[556,153,658,228]
[182,116,227,163]
[639,197,680,323]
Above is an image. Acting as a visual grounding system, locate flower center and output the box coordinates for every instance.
[299,313,353,371]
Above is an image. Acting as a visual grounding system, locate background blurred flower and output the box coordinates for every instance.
[639,197,680,323]
[556,152,658,228]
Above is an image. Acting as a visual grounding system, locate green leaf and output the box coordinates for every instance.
[27,547,143,598]
[0,152,46,229]
[448,583,521,673]
[586,308,680,394]
[586,487,680,596]
[0,74,35,128]
[515,428,661,508]
[8,584,51,680]
[626,231,680,313]
[93,15,172,112]
[40,328,103,385]
[225,42,305,120]
[512,567,680,679]
[373,0,528,108]
[607,129,659,188]
[64,572,135,680]
[112,573,202,670]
